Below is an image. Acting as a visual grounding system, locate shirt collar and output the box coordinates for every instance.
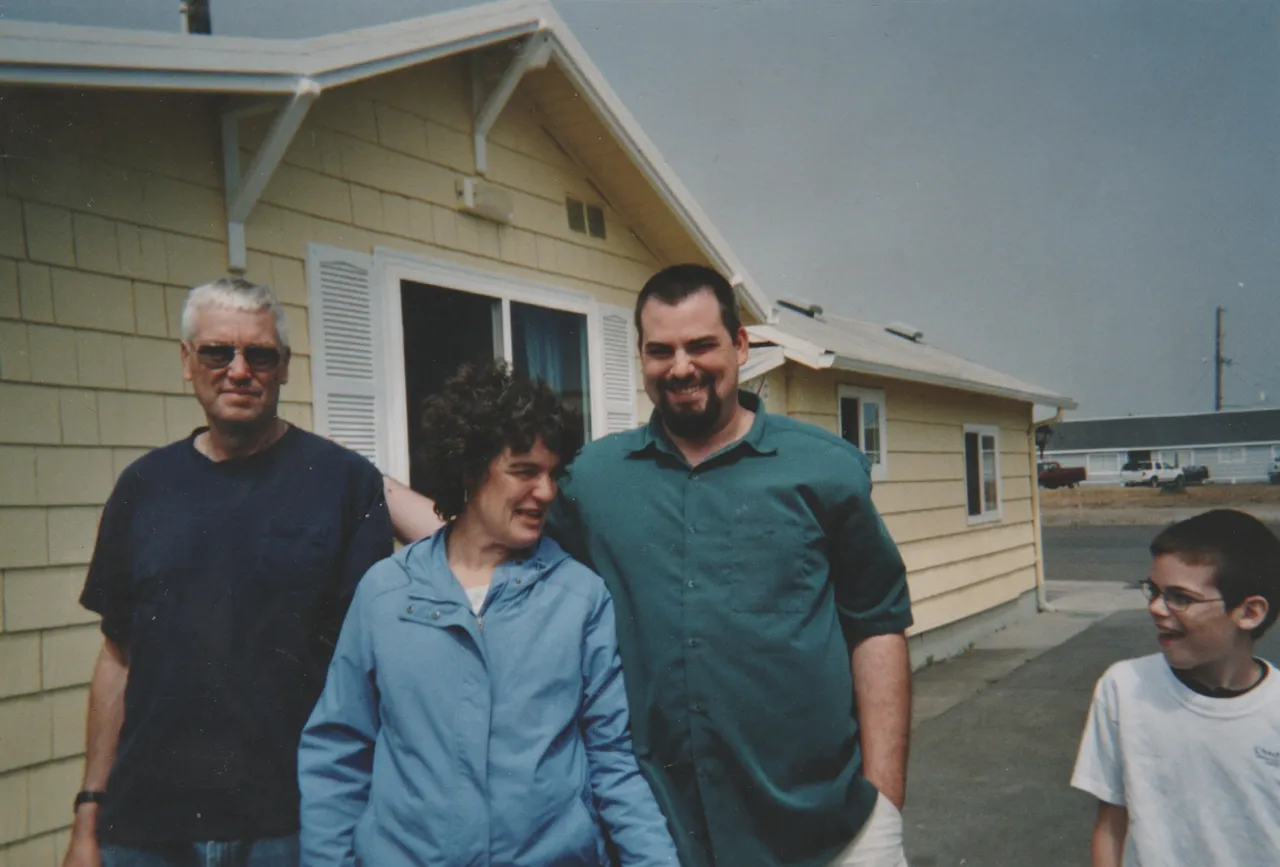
[629,390,778,461]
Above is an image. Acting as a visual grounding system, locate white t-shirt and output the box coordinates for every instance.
[1071,653,1280,866]
[464,583,490,614]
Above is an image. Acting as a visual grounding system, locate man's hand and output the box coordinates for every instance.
[62,806,102,867]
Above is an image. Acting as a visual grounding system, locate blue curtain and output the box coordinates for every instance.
[515,304,567,392]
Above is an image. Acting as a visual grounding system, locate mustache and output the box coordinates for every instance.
[662,372,713,392]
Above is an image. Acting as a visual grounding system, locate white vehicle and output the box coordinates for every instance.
[1120,461,1185,488]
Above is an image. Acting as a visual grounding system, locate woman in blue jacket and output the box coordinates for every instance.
[298,362,677,867]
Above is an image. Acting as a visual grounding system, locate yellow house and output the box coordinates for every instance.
[0,0,1072,858]
[742,301,1075,665]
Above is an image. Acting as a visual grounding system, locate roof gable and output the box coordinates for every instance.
[0,0,769,317]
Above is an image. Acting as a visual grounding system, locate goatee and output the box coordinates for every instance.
[659,376,722,439]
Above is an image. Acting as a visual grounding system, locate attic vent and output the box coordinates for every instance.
[566,198,606,239]
[181,0,212,34]
[886,321,924,342]
[777,298,824,319]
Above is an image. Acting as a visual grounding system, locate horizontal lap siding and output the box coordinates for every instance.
[0,59,675,857]
[780,367,1038,635]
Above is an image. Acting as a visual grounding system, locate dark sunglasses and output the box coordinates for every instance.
[192,343,284,373]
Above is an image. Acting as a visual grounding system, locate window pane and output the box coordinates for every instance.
[982,445,998,512]
[964,432,981,516]
[586,205,607,239]
[862,402,881,464]
[401,282,499,493]
[511,302,591,438]
[566,199,586,234]
[840,397,861,448]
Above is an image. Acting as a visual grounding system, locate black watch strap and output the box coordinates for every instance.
[74,790,107,810]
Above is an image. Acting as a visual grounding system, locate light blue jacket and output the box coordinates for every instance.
[298,531,678,867]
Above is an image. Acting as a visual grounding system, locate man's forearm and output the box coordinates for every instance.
[72,639,129,839]
[383,476,443,545]
[851,631,911,809]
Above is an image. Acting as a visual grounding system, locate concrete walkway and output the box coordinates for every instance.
[905,581,1150,867]
[904,580,1280,866]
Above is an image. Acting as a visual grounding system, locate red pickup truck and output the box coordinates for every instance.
[1038,461,1087,489]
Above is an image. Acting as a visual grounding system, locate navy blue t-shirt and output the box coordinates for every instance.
[80,425,392,844]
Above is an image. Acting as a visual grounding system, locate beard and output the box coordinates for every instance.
[658,373,723,439]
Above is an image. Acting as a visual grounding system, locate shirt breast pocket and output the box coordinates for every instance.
[256,519,335,589]
[722,517,819,615]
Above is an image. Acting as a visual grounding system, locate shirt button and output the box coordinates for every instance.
[687,580,696,589]
[691,703,704,713]
[687,638,699,647]
[406,605,415,614]
[432,610,442,620]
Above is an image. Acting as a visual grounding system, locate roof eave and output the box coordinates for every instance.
[0,7,545,93]
[0,0,771,319]
[830,354,1077,409]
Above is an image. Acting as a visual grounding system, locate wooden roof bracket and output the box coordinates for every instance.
[221,77,322,272]
[472,30,552,176]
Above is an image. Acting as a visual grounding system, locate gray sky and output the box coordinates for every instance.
[4,0,1276,418]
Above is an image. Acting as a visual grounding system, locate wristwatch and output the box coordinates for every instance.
[73,790,107,811]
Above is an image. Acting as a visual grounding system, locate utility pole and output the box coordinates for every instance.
[1214,306,1231,412]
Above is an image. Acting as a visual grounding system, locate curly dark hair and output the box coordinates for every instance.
[417,360,584,522]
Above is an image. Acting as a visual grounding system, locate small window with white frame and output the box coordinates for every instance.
[964,424,1002,523]
[838,385,888,481]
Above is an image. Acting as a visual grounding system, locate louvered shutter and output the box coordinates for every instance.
[599,303,638,436]
[305,245,388,469]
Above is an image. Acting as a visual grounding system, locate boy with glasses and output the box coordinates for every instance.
[1071,509,1280,866]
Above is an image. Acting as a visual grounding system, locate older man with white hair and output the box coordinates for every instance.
[63,278,393,867]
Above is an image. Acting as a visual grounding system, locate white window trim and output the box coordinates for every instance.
[371,247,607,485]
[837,385,888,482]
[964,423,1003,525]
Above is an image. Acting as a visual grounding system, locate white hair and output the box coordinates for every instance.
[180,277,290,349]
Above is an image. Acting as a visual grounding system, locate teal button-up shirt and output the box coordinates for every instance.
[550,392,912,867]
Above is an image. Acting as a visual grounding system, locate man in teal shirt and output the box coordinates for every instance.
[551,265,912,867]
[385,265,913,866]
